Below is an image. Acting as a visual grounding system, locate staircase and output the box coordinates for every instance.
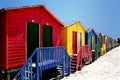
[71,45,92,73]
[71,47,82,73]
[71,54,78,73]
[13,46,71,80]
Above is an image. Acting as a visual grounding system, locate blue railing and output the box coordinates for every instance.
[13,46,70,80]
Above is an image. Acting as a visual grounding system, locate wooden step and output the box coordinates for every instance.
[71,57,77,59]
[71,65,76,68]
[71,54,78,73]
[71,69,76,73]
[72,54,78,56]
[71,57,77,60]
[71,60,77,63]
[84,61,90,65]
[71,63,77,66]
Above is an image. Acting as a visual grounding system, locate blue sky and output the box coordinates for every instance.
[0,0,120,39]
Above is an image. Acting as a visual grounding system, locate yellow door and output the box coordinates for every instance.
[90,36,94,50]
[92,36,94,50]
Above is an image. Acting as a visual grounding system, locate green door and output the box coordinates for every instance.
[43,25,52,47]
[27,22,39,58]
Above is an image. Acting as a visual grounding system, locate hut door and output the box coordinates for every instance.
[78,32,82,50]
[27,22,39,58]
[90,36,94,50]
[72,32,77,54]
[43,25,52,47]
[92,36,94,49]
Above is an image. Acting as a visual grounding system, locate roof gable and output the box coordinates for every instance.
[43,6,65,27]
[78,21,86,31]
[87,28,97,35]
[64,21,77,26]
[0,5,64,27]
[64,21,86,31]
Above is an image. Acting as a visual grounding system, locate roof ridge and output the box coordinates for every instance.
[1,4,44,10]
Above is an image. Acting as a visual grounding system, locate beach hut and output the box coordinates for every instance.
[61,21,86,56]
[96,33,102,57]
[112,39,117,48]
[97,33,105,55]
[86,28,97,51]
[101,34,106,55]
[105,35,108,52]
[108,36,112,51]
[97,33,102,45]
[86,28,97,61]
[0,5,64,70]
[112,39,114,48]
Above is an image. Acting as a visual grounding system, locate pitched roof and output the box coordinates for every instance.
[64,21,86,31]
[64,21,77,27]
[87,28,97,35]
[0,5,65,27]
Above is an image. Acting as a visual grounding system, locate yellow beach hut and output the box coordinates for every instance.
[101,34,106,55]
[61,21,86,56]
[105,35,108,52]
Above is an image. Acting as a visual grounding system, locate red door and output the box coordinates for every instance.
[72,31,77,54]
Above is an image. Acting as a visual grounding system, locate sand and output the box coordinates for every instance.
[62,46,120,80]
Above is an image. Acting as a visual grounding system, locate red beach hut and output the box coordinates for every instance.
[0,5,64,69]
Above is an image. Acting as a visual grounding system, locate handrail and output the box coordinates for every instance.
[76,45,92,70]
[13,48,38,79]
[13,46,71,80]
[64,49,71,74]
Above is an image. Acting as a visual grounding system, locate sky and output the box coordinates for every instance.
[0,0,120,39]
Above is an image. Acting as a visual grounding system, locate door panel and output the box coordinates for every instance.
[90,36,92,50]
[27,22,39,58]
[72,31,77,54]
[78,32,82,50]
[92,36,94,50]
[90,36,94,50]
[43,25,52,47]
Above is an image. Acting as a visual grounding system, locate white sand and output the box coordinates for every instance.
[62,46,120,80]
